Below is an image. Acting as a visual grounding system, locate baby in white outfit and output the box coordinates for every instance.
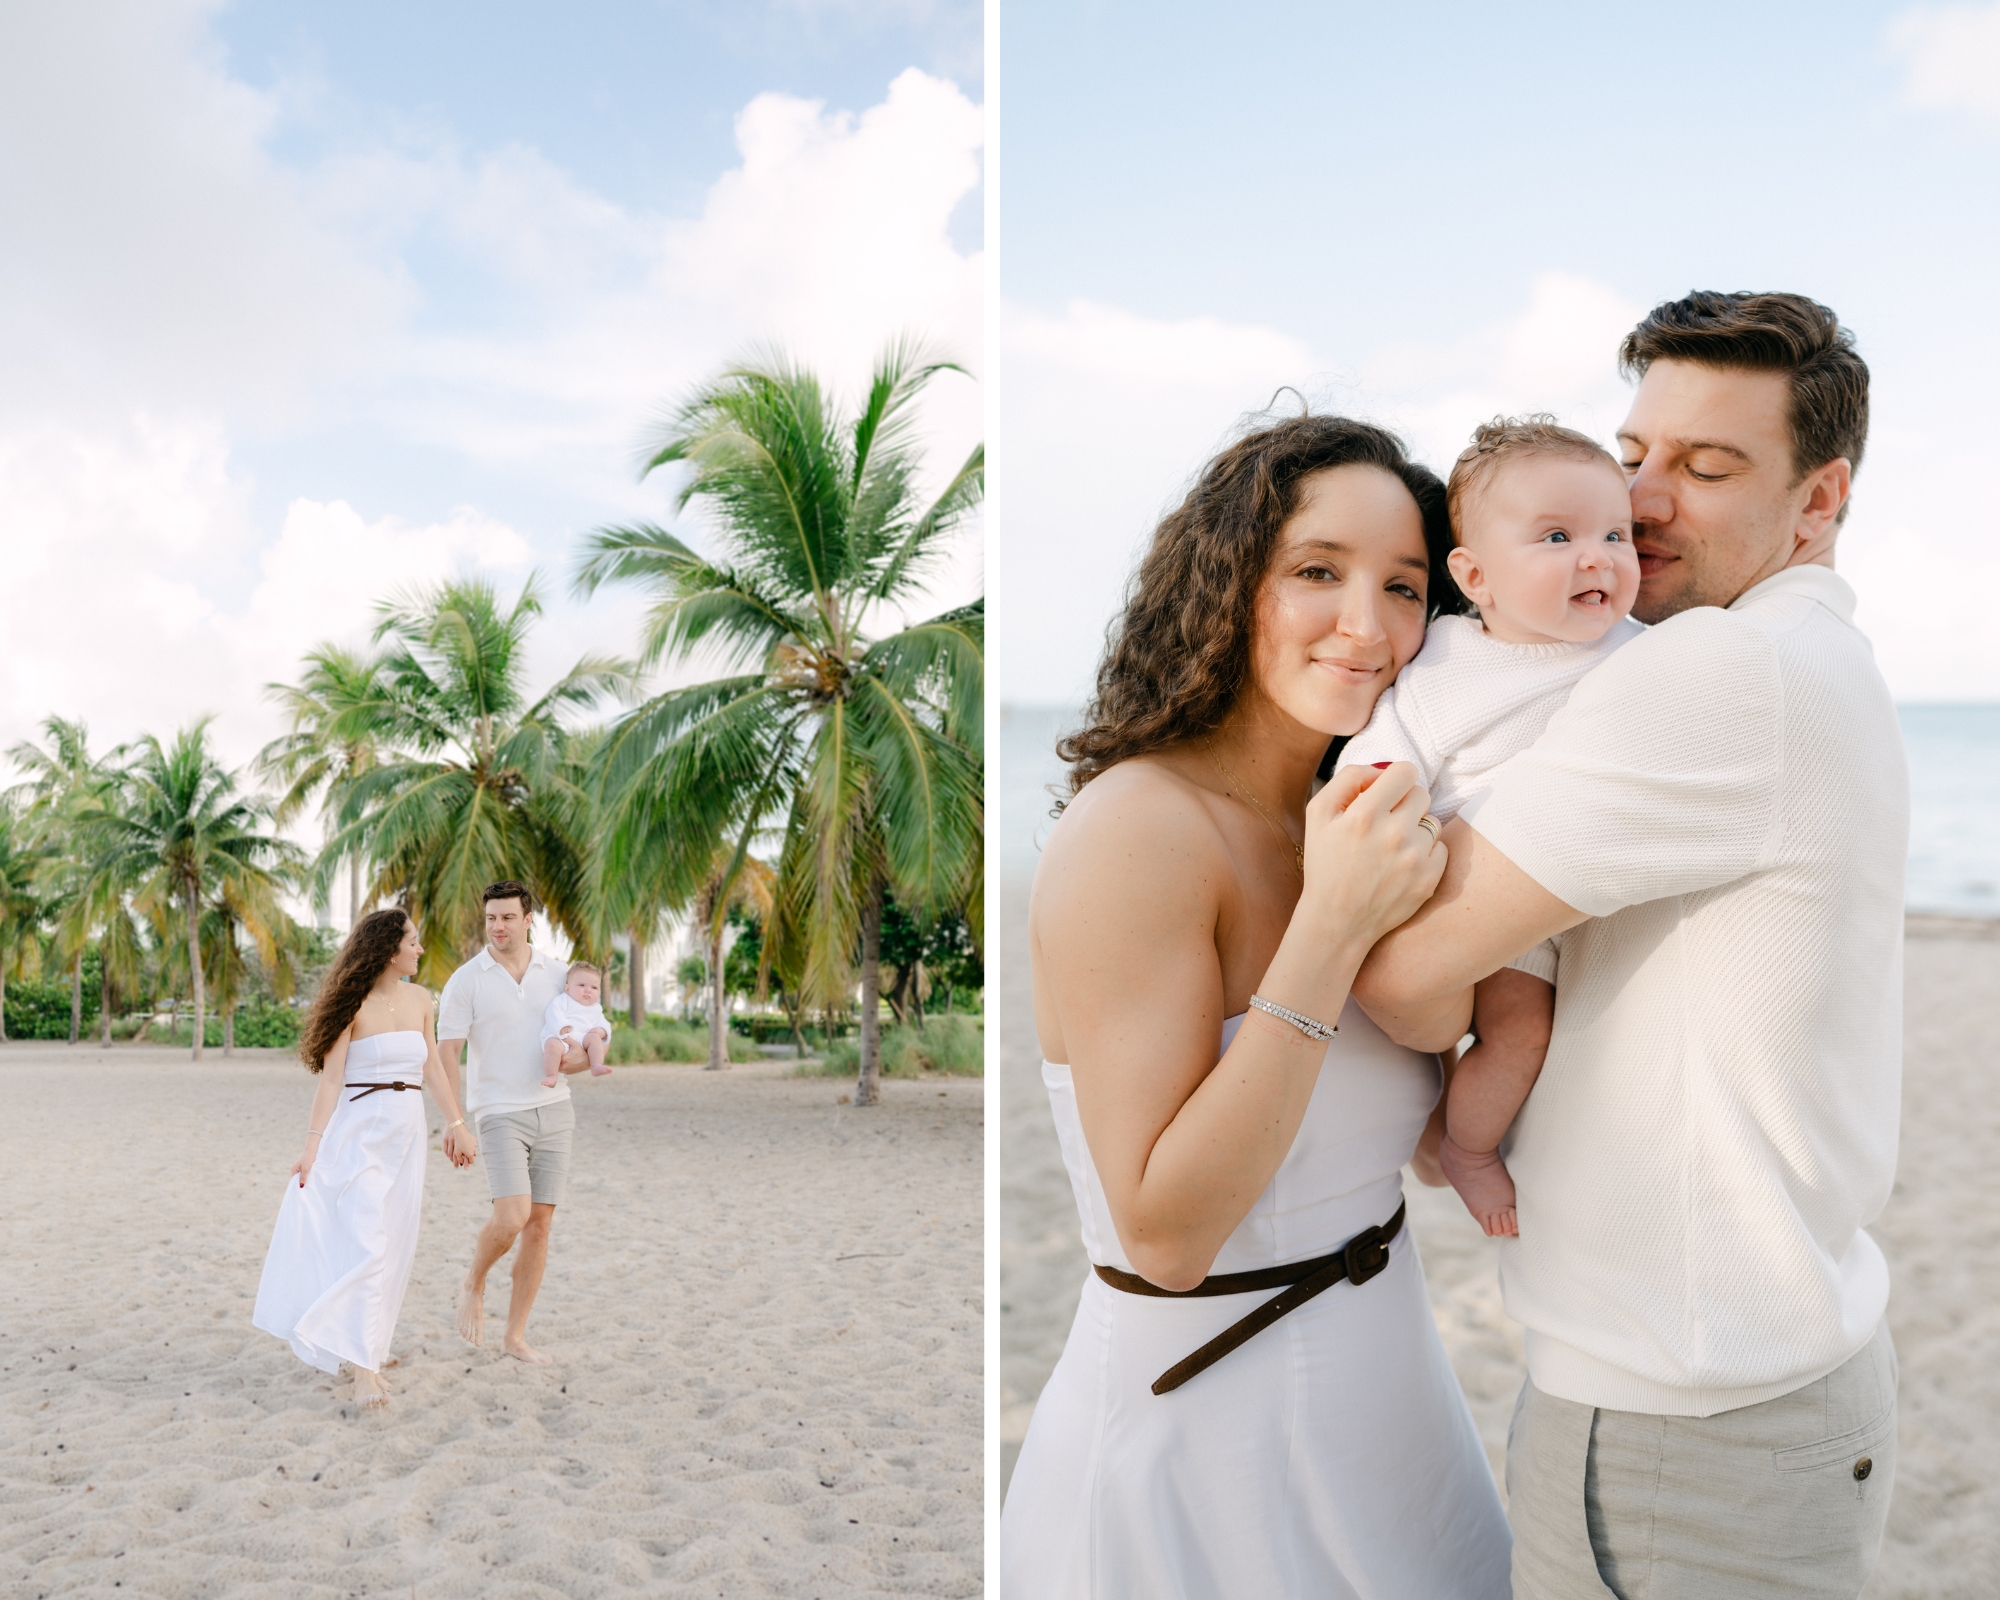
[1338,416,1641,1237]
[542,961,614,1085]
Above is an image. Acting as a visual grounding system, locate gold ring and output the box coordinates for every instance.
[1417,813,1440,843]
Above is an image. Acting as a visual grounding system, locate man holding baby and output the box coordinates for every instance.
[1359,291,1904,1595]
[439,878,599,1365]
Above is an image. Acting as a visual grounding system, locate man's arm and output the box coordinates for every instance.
[1352,817,1585,1050]
[438,1037,467,1115]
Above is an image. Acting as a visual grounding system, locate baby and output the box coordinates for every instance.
[1338,416,1642,1237]
[541,961,614,1085]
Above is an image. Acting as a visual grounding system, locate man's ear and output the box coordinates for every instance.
[1445,545,1486,609]
[1795,457,1851,554]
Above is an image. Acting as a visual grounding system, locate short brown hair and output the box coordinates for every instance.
[1058,412,1468,797]
[1619,291,1869,507]
[1446,415,1619,542]
[482,879,538,915]
[566,960,601,980]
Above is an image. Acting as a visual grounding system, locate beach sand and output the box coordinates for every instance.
[1001,872,2000,1597]
[0,1048,981,1599]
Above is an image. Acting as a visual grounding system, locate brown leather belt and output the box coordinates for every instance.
[1094,1199,1405,1395]
[346,1080,419,1100]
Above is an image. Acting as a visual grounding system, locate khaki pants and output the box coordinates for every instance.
[1508,1320,1897,1599]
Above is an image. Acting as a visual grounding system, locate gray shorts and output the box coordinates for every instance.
[476,1101,575,1206]
[1508,1318,1897,1597]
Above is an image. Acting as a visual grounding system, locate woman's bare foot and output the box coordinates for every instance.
[502,1336,553,1366]
[353,1368,391,1408]
[457,1277,485,1345]
[1439,1132,1521,1238]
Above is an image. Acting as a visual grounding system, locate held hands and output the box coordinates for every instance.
[442,1121,478,1168]
[1299,762,1446,943]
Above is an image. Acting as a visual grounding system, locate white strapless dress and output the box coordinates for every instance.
[1001,1004,1512,1599]
[253,1031,428,1374]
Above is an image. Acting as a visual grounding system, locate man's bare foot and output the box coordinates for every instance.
[353,1369,391,1408]
[457,1277,485,1345]
[1439,1132,1520,1239]
[502,1337,554,1366]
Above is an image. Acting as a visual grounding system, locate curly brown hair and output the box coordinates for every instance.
[300,908,414,1073]
[1057,413,1466,797]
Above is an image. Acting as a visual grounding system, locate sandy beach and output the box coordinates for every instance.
[0,1047,982,1600]
[1001,868,2000,1598]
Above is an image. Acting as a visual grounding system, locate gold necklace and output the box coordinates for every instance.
[1204,740,1304,879]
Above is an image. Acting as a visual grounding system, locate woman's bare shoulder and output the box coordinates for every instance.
[1035,757,1231,909]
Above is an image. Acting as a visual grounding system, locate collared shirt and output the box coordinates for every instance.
[437,944,572,1118]
[1460,565,1907,1418]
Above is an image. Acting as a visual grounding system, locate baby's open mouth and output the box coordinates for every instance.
[1570,588,1608,607]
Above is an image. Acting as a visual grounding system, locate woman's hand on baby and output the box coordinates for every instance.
[1298,761,1446,942]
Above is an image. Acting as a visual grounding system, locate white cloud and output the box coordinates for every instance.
[1887,2,2000,118]
[0,0,404,427]
[1364,272,1645,467]
[0,8,984,772]
[0,417,533,770]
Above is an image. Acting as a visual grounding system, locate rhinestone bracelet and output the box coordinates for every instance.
[1247,994,1339,1042]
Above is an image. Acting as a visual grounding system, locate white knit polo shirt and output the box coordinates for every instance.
[1458,565,1907,1417]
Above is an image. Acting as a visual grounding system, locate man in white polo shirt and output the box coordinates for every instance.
[440,879,591,1365]
[1356,292,1905,1597]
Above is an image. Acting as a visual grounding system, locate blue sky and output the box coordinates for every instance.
[998,0,2000,703]
[0,0,984,783]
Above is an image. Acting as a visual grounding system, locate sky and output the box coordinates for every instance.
[997,0,2000,706]
[0,0,985,795]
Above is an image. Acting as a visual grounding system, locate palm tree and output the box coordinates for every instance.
[0,803,51,1042]
[687,848,774,1070]
[88,722,297,1062]
[197,870,303,1056]
[314,578,628,984]
[258,645,391,929]
[6,718,124,1043]
[574,340,983,1104]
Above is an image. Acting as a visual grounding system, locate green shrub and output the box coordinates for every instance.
[800,1015,983,1079]
[2,976,98,1040]
[607,1019,758,1064]
[137,1004,302,1049]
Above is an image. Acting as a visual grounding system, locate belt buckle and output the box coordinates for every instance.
[1343,1224,1388,1287]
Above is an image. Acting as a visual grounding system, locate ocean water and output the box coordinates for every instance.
[1002,702,2000,917]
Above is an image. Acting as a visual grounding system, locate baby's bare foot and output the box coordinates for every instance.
[1440,1133,1519,1239]
[502,1337,553,1366]
[457,1277,484,1345]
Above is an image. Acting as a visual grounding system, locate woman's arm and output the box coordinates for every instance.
[1042,762,1443,1291]
[290,1032,350,1187]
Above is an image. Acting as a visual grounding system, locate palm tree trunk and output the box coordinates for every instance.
[0,966,8,1041]
[185,880,205,1063]
[628,925,648,1029]
[349,853,362,929]
[224,1005,235,1057]
[69,952,82,1044]
[100,975,113,1045]
[855,874,884,1107]
[706,918,727,1071]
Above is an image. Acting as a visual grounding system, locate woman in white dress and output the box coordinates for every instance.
[1004,415,1513,1597]
[253,908,476,1408]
